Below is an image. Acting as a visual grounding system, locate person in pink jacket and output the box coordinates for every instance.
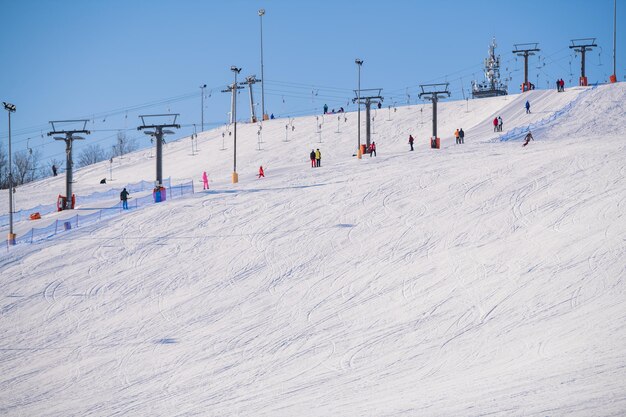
[202,171,209,190]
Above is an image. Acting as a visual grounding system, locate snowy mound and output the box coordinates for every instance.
[1,84,625,416]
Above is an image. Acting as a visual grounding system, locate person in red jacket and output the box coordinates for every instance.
[370,141,376,157]
[257,166,265,178]
[493,117,498,132]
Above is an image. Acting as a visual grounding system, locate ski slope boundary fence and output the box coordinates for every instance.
[4,180,193,249]
[0,178,173,229]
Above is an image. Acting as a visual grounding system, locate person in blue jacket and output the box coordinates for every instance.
[525,100,531,114]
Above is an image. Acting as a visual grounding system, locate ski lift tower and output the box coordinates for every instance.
[239,75,261,123]
[569,38,597,86]
[512,43,540,92]
[137,114,180,187]
[48,120,91,210]
[352,88,383,153]
[418,83,450,149]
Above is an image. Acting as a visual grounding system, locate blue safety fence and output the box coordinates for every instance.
[1,177,172,228]
[6,180,193,247]
[497,85,597,142]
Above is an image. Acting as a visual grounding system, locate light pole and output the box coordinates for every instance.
[231,66,242,183]
[612,0,617,82]
[3,102,16,245]
[355,59,363,158]
[200,84,206,131]
[258,9,266,121]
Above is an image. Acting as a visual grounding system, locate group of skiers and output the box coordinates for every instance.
[310,149,322,167]
[493,116,504,132]
[556,79,566,92]
[454,128,465,144]
[152,95,546,204]
[323,104,344,114]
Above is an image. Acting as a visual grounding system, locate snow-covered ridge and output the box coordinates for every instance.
[0,83,624,416]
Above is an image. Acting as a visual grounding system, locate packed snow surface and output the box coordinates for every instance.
[1,84,625,416]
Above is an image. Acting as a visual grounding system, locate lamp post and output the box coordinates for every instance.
[258,9,266,121]
[200,84,206,131]
[612,0,617,82]
[231,66,242,183]
[355,59,363,158]
[3,102,16,245]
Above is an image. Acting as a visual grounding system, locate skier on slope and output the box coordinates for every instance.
[525,100,531,114]
[493,117,499,132]
[454,128,460,144]
[315,149,321,167]
[202,171,209,190]
[257,166,265,178]
[498,116,503,132]
[310,149,316,168]
[522,131,534,147]
[459,128,465,144]
[408,134,414,151]
[370,141,376,157]
[120,188,130,210]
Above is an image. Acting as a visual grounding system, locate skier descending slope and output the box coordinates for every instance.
[522,131,534,147]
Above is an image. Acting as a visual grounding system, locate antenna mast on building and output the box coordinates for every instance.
[472,37,508,98]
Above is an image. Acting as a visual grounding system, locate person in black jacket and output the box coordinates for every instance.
[459,128,465,144]
[310,149,316,168]
[120,188,130,210]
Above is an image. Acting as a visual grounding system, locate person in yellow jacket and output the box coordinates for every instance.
[315,149,321,167]
[454,128,460,145]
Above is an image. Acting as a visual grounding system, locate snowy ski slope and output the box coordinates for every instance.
[1,84,625,416]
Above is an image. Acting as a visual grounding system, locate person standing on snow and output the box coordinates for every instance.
[408,134,414,151]
[459,128,465,144]
[370,141,377,157]
[498,116,503,132]
[52,164,58,176]
[315,148,321,167]
[525,100,531,114]
[323,104,328,114]
[493,117,499,132]
[258,166,265,178]
[202,171,209,190]
[120,188,130,210]
[310,149,316,168]
[454,128,460,144]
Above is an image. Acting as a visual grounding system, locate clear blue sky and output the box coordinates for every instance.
[1,0,623,164]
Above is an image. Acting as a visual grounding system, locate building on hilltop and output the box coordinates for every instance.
[472,37,508,99]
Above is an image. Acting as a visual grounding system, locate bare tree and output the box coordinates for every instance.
[78,143,106,168]
[12,148,41,185]
[111,131,137,158]
[0,143,7,189]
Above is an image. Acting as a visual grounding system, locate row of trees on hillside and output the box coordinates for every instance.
[0,132,137,189]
